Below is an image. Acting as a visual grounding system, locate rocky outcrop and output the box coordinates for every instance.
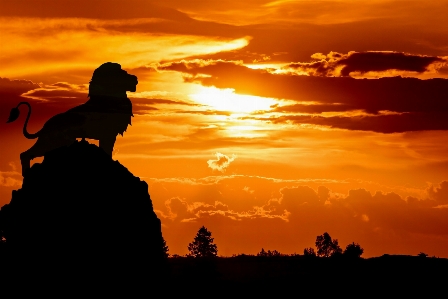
[0,140,166,284]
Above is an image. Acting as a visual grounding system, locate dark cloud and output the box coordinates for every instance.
[272,103,355,114]
[0,0,191,21]
[339,51,446,76]
[25,88,87,103]
[286,51,447,76]
[260,112,448,133]
[0,77,40,95]
[0,78,41,134]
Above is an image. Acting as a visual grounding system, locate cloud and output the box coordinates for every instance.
[0,0,192,20]
[272,103,355,114]
[0,18,250,83]
[158,59,448,132]
[207,152,236,172]
[257,112,448,133]
[261,185,448,237]
[176,110,232,116]
[0,162,22,187]
[156,60,448,113]
[0,171,22,187]
[284,51,448,77]
[427,181,448,202]
[0,77,40,95]
[0,77,42,136]
[0,77,41,112]
[160,196,288,223]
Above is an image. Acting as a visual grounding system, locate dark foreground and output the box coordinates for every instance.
[1,253,447,294]
[166,255,448,295]
[169,254,448,284]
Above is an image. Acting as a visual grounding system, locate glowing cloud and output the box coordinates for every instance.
[207,152,236,172]
[190,86,278,114]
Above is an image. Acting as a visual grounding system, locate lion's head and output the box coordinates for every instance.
[88,62,138,98]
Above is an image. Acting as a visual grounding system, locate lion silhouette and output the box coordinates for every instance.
[7,62,138,176]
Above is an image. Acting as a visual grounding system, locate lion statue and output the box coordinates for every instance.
[7,62,138,176]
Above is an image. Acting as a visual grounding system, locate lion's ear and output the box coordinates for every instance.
[7,107,20,123]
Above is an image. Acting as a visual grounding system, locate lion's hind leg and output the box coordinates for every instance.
[19,137,74,176]
[19,140,49,176]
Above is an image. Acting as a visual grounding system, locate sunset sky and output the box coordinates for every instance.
[1,0,448,257]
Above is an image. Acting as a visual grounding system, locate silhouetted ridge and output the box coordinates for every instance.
[0,140,166,285]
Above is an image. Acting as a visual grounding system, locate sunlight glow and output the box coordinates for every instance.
[190,87,278,114]
[245,63,287,70]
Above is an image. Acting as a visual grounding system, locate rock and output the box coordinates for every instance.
[0,140,166,286]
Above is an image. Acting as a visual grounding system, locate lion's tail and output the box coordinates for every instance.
[6,102,40,139]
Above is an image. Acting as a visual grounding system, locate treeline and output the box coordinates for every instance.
[165,226,434,259]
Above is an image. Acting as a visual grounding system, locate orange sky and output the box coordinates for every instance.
[1,0,448,257]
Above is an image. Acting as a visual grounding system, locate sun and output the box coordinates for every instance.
[190,86,278,114]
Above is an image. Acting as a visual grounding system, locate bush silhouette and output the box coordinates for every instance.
[303,247,316,257]
[343,242,364,258]
[187,226,218,258]
[257,248,282,257]
[417,252,428,258]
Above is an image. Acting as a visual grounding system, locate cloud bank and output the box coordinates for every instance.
[151,176,448,256]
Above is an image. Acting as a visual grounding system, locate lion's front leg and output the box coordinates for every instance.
[99,136,116,156]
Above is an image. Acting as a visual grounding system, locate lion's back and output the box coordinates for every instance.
[80,96,132,137]
[37,96,132,140]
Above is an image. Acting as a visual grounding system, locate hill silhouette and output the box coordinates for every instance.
[0,140,166,289]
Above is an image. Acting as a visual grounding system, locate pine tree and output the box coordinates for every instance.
[187,226,218,258]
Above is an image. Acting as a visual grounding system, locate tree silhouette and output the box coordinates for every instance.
[343,242,364,258]
[303,247,316,257]
[257,248,282,257]
[257,248,268,257]
[315,232,342,257]
[162,236,169,258]
[187,226,218,258]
